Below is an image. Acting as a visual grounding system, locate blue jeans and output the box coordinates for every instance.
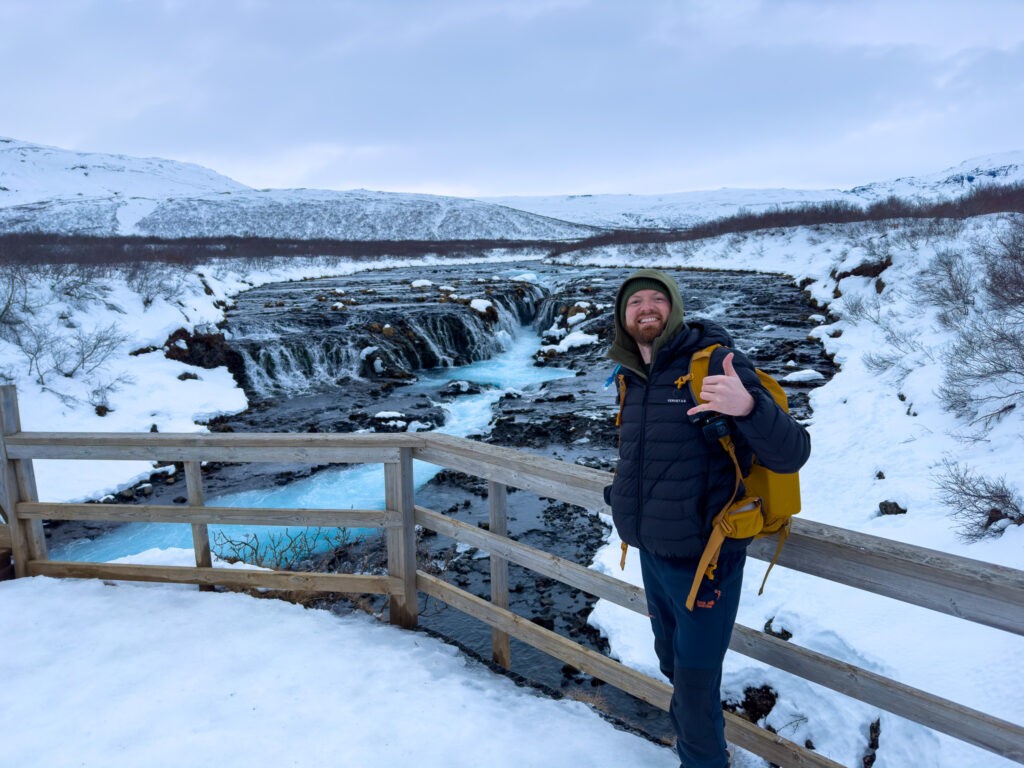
[640,549,746,768]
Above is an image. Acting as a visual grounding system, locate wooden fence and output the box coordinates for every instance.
[0,385,1021,767]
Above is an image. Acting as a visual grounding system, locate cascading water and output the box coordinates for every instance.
[50,264,571,563]
[229,269,547,399]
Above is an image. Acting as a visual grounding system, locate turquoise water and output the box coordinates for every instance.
[51,329,573,563]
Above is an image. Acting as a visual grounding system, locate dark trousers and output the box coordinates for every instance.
[639,548,746,768]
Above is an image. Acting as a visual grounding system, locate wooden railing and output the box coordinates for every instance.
[1,385,1022,768]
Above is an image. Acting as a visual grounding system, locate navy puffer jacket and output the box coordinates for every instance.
[604,320,811,561]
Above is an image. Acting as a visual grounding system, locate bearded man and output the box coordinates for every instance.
[603,268,811,768]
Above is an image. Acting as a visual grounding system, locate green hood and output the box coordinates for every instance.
[607,268,686,379]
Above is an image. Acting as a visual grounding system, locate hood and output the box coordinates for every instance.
[607,268,688,378]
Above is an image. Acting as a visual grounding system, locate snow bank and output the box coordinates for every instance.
[0,552,677,768]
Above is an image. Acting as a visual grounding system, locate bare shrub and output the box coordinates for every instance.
[211,526,356,570]
[57,324,129,378]
[88,373,134,411]
[914,250,976,329]
[936,216,1024,423]
[841,293,883,325]
[979,215,1024,313]
[12,322,67,385]
[121,261,189,307]
[939,316,1024,420]
[935,460,1023,541]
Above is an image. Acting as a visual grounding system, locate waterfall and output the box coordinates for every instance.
[228,276,548,399]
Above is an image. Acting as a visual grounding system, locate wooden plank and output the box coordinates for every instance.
[184,461,213,591]
[16,502,390,528]
[385,448,417,628]
[28,560,398,594]
[731,625,1024,763]
[3,388,47,562]
[416,506,648,614]
[749,518,1024,636]
[488,480,511,669]
[421,504,1022,761]
[0,523,10,549]
[4,431,422,464]
[414,433,608,511]
[418,572,840,768]
[413,443,1024,636]
[0,386,45,576]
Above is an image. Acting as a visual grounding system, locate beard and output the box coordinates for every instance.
[626,314,666,344]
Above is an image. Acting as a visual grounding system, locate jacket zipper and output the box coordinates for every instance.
[634,374,651,547]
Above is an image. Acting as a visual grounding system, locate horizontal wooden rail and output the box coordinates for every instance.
[416,505,647,613]
[29,560,398,595]
[18,502,394,529]
[749,519,1024,637]
[418,503,1023,762]
[414,433,607,511]
[730,626,1024,761]
[4,431,425,464]
[418,571,841,768]
[415,433,1024,637]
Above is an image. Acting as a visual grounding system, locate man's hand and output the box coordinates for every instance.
[686,352,755,418]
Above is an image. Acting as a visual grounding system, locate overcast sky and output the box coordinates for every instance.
[2,0,1022,196]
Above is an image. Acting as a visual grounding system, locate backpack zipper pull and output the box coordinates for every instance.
[604,365,621,389]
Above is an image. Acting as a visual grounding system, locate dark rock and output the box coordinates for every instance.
[94,404,110,417]
[878,501,907,516]
[173,496,187,504]
[863,717,881,767]
[440,379,483,397]
[177,372,199,381]
[764,616,793,641]
[725,685,778,724]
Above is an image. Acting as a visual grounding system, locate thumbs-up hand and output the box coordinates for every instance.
[686,352,756,418]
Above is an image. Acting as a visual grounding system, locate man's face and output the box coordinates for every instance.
[624,288,670,345]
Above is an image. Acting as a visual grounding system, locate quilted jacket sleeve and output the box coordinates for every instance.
[714,348,811,474]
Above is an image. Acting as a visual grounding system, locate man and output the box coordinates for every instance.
[603,268,810,768]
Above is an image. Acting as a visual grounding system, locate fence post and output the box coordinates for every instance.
[0,386,48,576]
[385,447,417,628]
[488,480,512,668]
[184,461,213,591]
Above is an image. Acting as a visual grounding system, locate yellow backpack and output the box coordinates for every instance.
[678,344,801,610]
[613,345,802,611]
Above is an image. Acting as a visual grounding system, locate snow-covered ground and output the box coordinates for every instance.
[0,548,683,768]
[2,140,1023,766]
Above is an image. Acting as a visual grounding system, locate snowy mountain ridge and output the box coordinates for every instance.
[2,136,1022,240]
[484,151,1024,229]
[0,137,600,241]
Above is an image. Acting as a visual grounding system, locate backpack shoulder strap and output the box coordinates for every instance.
[674,343,721,403]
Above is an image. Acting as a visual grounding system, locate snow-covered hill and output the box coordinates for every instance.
[483,152,1024,229]
[0,138,600,241]
[0,136,248,205]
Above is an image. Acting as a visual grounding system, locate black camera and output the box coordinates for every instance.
[689,410,731,442]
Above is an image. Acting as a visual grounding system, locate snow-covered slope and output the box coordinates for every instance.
[0,136,248,205]
[0,138,600,241]
[483,152,1024,229]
